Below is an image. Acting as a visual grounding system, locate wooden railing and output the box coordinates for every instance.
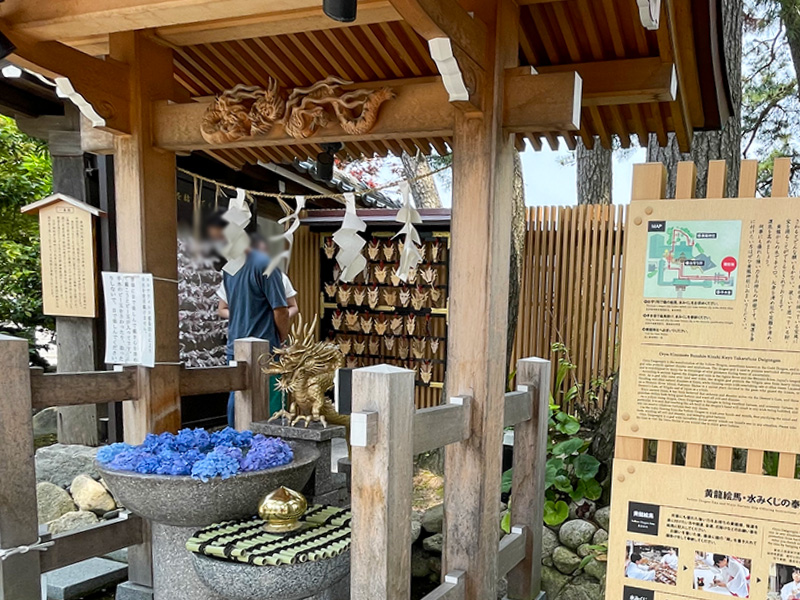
[0,333,269,600]
[349,357,551,600]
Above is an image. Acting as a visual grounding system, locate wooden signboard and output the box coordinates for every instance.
[606,159,800,600]
[22,193,102,318]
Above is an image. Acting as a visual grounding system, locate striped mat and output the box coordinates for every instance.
[186,505,351,566]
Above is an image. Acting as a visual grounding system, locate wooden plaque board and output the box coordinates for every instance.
[39,201,98,318]
[607,460,800,600]
[618,197,800,454]
[607,160,800,600]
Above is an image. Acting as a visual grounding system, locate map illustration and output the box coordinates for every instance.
[644,220,741,300]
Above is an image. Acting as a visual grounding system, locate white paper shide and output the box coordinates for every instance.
[102,272,156,367]
[394,181,423,282]
[333,192,368,283]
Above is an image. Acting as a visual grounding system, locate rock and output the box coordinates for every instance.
[577,543,592,558]
[592,529,608,545]
[594,507,610,531]
[553,546,582,575]
[496,577,508,600]
[421,503,444,534]
[569,500,597,521]
[541,565,571,600]
[70,474,116,515]
[423,533,443,554]
[36,444,99,488]
[48,511,99,534]
[411,519,422,543]
[583,558,607,582]
[411,548,431,578]
[543,555,554,567]
[559,520,596,550]
[555,575,603,600]
[33,407,58,437]
[428,556,442,578]
[37,481,76,524]
[542,525,559,560]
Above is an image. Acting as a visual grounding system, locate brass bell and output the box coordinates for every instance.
[258,486,307,533]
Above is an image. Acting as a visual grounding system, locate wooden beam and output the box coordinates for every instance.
[153,79,455,152]
[504,70,582,133]
[497,526,527,578]
[39,515,145,573]
[534,58,677,106]
[180,363,248,397]
[503,389,533,427]
[30,368,139,410]
[413,397,471,455]
[3,28,131,134]
[155,1,401,46]
[0,0,324,40]
[421,571,466,600]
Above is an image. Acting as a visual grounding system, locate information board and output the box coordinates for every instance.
[39,200,98,317]
[607,191,800,600]
[102,272,156,367]
[617,197,800,454]
[608,461,800,600]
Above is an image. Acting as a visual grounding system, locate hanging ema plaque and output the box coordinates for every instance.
[21,193,103,318]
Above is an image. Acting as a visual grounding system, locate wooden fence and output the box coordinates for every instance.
[511,204,627,414]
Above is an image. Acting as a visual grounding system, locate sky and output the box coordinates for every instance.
[429,144,647,208]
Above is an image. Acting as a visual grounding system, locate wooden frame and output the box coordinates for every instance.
[349,357,550,600]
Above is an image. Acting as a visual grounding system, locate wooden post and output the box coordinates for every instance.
[507,357,551,600]
[443,1,519,598]
[350,365,415,600]
[0,335,41,600]
[110,31,181,443]
[234,338,272,430]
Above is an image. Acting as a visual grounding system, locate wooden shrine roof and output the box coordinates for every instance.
[0,0,730,168]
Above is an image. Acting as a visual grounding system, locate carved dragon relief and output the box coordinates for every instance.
[201,76,395,145]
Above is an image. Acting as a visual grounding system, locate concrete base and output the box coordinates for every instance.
[309,575,349,600]
[116,582,155,600]
[45,557,127,600]
[152,523,225,600]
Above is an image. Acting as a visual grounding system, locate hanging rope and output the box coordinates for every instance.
[0,538,54,561]
[176,163,452,206]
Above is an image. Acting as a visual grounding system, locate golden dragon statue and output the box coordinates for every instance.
[261,315,349,436]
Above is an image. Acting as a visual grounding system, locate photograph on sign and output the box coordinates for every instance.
[606,461,800,600]
[617,198,800,454]
[624,541,679,586]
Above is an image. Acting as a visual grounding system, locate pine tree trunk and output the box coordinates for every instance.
[777,0,800,98]
[507,151,526,370]
[577,137,613,205]
[647,0,743,198]
[401,151,443,208]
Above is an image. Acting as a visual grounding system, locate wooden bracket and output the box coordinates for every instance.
[3,27,131,135]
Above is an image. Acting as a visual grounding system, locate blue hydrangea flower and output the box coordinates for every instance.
[96,442,133,464]
[100,428,293,480]
[191,446,243,482]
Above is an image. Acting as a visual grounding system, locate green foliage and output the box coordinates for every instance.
[0,116,53,362]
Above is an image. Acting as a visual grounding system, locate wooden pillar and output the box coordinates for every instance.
[443,1,519,599]
[0,335,41,600]
[233,338,271,430]
[350,365,415,600]
[109,31,181,443]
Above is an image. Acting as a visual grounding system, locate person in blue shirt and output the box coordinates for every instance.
[206,212,289,426]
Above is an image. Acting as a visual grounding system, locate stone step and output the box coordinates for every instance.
[45,557,128,600]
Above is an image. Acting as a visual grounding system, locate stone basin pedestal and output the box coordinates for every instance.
[99,444,319,600]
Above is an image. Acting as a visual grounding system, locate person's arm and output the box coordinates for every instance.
[273,306,290,342]
[287,296,299,320]
[218,299,229,319]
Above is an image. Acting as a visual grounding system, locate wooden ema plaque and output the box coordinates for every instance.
[22,193,102,318]
[606,160,800,600]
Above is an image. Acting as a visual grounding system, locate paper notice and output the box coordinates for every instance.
[102,272,156,367]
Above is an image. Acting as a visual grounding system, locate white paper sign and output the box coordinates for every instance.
[102,272,156,367]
